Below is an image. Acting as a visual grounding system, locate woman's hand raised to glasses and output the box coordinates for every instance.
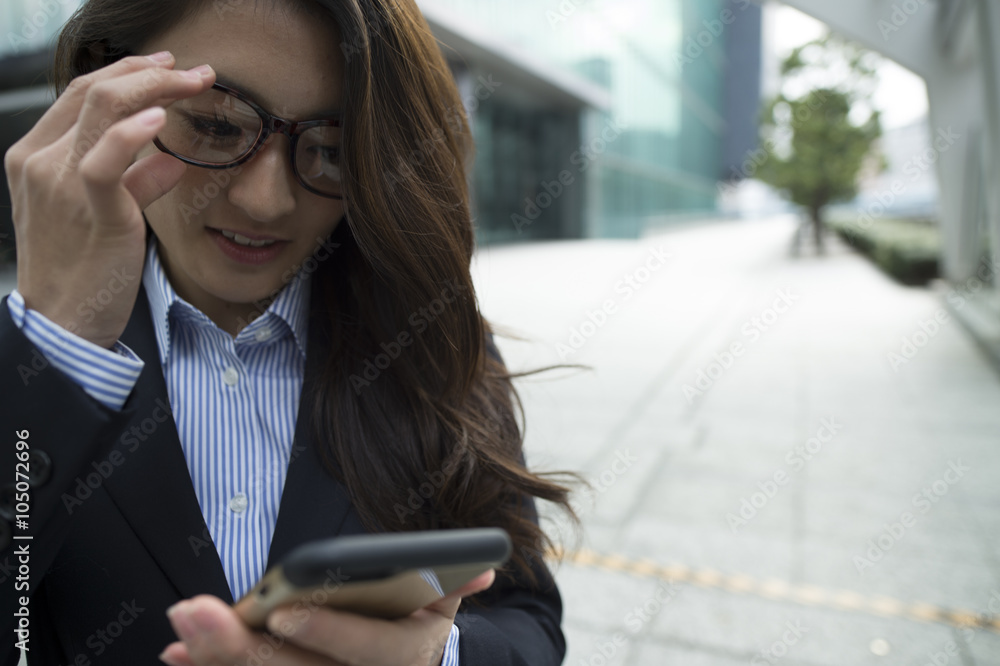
[3,52,215,349]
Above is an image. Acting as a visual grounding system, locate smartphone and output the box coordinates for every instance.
[233,527,512,629]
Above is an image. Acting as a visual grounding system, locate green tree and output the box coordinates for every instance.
[758,35,883,253]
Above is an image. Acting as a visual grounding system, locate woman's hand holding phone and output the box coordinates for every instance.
[157,568,495,666]
[4,52,215,349]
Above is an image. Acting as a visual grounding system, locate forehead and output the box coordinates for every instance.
[141,1,344,119]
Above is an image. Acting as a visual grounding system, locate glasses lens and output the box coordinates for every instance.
[295,125,342,197]
[158,87,261,165]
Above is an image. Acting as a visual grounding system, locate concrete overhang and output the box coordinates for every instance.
[419,0,611,112]
[766,0,962,79]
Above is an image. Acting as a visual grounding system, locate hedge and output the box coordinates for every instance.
[827,217,940,286]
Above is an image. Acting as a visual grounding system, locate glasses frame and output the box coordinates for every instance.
[152,81,344,200]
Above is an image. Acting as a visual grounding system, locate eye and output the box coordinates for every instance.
[307,144,340,163]
[296,126,342,183]
[182,112,247,145]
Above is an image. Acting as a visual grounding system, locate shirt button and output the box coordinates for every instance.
[223,366,239,386]
[229,493,248,513]
[255,327,272,342]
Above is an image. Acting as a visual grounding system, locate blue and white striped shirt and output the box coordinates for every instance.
[5,233,460,663]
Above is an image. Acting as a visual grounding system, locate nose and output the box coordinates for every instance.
[226,133,297,223]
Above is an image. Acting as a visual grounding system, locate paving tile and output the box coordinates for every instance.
[563,623,637,666]
[616,518,796,582]
[469,217,1000,665]
[796,540,998,611]
[628,640,761,666]
[645,584,960,666]
[554,564,672,637]
[965,626,1000,666]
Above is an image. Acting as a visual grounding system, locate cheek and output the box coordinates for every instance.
[304,201,346,236]
[284,208,343,267]
[144,170,213,233]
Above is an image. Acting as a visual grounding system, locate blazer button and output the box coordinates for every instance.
[0,519,10,551]
[28,450,52,487]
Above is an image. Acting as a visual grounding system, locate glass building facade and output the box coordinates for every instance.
[1,0,77,60]
[423,0,761,241]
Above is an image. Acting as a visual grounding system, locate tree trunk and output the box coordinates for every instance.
[810,205,825,254]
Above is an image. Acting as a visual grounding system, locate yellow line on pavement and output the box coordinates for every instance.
[548,547,1000,634]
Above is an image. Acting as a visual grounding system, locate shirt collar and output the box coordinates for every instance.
[142,233,311,366]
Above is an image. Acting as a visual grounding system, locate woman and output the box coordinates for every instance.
[0,0,579,664]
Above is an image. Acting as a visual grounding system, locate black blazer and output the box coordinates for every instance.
[0,281,565,665]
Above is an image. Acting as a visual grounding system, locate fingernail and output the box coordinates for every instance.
[158,649,183,666]
[182,64,213,80]
[267,609,291,633]
[148,51,173,63]
[136,107,166,127]
[166,602,197,641]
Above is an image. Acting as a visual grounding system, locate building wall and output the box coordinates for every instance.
[856,118,939,220]
[721,0,764,182]
[444,59,585,244]
[425,0,761,238]
[1,0,76,61]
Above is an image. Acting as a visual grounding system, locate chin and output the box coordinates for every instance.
[202,277,278,304]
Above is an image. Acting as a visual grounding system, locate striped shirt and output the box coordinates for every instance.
[5,233,461,663]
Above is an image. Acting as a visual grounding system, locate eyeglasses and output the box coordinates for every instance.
[153,82,344,199]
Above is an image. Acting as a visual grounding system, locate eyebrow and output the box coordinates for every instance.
[213,73,341,119]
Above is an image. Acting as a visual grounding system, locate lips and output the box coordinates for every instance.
[207,227,287,242]
[208,227,288,265]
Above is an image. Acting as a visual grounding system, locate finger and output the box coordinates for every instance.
[73,63,215,146]
[449,569,496,599]
[19,53,178,151]
[267,604,453,666]
[158,642,195,666]
[122,151,189,211]
[420,569,495,619]
[163,641,342,666]
[166,595,337,666]
[75,106,170,230]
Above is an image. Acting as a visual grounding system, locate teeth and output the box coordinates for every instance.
[220,229,277,247]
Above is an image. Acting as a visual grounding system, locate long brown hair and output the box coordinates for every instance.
[52,0,584,591]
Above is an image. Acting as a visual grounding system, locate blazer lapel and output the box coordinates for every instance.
[265,276,358,571]
[103,286,234,603]
[100,273,357,603]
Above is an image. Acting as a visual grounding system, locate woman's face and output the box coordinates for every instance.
[135,1,346,334]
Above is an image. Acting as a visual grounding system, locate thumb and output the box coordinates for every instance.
[449,569,496,599]
[123,152,188,211]
[423,569,496,617]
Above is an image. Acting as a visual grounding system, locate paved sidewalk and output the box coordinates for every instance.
[471,215,1000,666]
